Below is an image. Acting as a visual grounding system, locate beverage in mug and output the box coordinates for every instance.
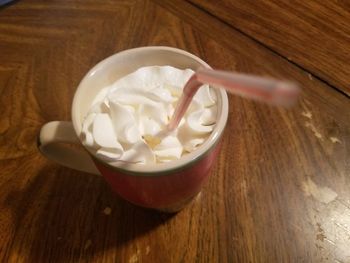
[38,47,228,212]
[81,65,218,165]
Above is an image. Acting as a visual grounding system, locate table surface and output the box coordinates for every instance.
[0,0,349,262]
[190,0,350,97]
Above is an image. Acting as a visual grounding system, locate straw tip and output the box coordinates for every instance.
[274,81,300,106]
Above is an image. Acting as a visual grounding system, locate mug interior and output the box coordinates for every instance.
[72,46,228,174]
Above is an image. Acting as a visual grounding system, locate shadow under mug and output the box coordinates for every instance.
[38,46,229,212]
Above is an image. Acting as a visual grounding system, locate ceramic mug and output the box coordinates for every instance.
[38,46,228,212]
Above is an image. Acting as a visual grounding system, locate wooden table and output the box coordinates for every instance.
[1,1,349,262]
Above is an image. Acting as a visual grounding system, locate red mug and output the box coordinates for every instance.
[38,47,228,212]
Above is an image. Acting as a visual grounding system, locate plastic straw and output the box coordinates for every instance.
[167,68,299,131]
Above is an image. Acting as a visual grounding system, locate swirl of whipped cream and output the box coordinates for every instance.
[81,66,217,165]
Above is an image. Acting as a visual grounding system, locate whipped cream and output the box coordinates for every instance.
[81,66,217,165]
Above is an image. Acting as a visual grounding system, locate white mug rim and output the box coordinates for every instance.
[72,46,228,174]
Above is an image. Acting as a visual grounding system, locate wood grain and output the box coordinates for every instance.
[1,0,350,262]
[189,0,350,97]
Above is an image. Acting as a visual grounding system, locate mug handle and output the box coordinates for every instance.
[38,121,100,175]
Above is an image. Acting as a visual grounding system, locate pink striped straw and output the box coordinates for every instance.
[167,68,299,131]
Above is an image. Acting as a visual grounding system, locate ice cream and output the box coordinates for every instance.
[81,66,217,165]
